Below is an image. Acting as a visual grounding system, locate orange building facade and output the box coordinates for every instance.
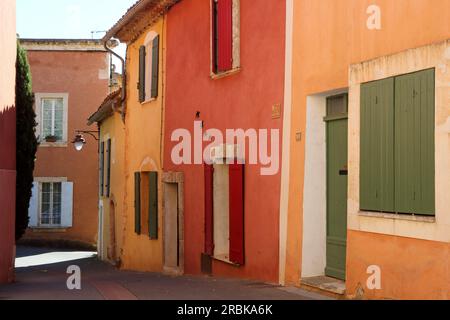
[95,0,450,299]
[21,39,111,247]
[281,0,450,299]
[0,0,17,284]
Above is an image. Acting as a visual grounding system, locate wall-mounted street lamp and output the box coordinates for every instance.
[71,130,99,151]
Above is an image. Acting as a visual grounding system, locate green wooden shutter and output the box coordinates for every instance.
[139,46,146,103]
[100,141,105,197]
[135,172,141,234]
[148,171,158,239]
[360,78,395,212]
[106,139,111,197]
[394,69,435,215]
[151,36,159,99]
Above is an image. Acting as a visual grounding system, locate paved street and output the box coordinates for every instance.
[0,246,329,300]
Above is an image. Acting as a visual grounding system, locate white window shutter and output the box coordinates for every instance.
[28,182,39,227]
[61,182,74,227]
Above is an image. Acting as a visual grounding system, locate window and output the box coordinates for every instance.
[28,179,73,228]
[138,32,160,103]
[134,171,158,239]
[211,0,240,75]
[42,98,63,140]
[40,182,62,226]
[204,163,244,265]
[35,93,69,144]
[360,68,435,216]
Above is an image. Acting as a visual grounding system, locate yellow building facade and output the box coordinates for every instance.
[90,5,170,272]
[119,18,166,272]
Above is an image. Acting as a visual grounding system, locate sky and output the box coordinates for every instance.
[17,0,137,39]
[17,0,138,62]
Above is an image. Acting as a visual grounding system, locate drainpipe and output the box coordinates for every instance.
[103,40,127,122]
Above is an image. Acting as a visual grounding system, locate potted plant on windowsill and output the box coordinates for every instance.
[45,135,58,143]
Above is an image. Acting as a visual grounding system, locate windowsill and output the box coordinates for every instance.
[212,254,241,267]
[39,142,68,148]
[358,211,436,223]
[210,67,241,80]
[30,227,69,232]
[140,98,157,105]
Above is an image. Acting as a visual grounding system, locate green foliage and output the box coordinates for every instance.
[16,41,38,240]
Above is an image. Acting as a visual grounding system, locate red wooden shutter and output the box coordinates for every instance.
[229,163,244,265]
[204,164,214,256]
[217,0,233,72]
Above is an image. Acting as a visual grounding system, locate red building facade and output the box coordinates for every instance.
[163,0,286,282]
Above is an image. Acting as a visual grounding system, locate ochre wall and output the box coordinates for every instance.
[164,0,286,283]
[0,0,17,283]
[24,50,109,245]
[347,230,450,300]
[118,19,165,272]
[285,0,450,298]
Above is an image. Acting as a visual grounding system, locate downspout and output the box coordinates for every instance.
[103,40,127,122]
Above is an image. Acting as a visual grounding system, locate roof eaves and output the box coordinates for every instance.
[102,0,179,44]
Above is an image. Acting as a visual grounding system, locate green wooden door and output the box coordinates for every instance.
[325,95,348,280]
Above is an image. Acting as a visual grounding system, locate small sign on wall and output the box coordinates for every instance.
[272,104,282,119]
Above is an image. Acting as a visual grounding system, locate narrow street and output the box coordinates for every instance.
[0,246,329,300]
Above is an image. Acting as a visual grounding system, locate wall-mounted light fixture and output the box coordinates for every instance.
[71,130,99,151]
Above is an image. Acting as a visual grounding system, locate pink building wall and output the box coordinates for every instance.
[23,46,109,245]
[0,0,17,284]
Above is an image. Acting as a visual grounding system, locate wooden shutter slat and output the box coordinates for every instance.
[149,171,158,239]
[139,46,146,103]
[394,69,435,215]
[135,172,141,234]
[204,164,214,256]
[229,163,244,265]
[217,0,233,72]
[151,36,159,99]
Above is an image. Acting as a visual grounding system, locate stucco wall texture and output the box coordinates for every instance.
[0,0,17,284]
[285,0,450,299]
[118,18,165,272]
[164,0,286,283]
[24,50,109,245]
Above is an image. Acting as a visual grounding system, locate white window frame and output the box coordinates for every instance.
[39,181,63,227]
[33,177,68,228]
[35,93,69,146]
[142,31,159,103]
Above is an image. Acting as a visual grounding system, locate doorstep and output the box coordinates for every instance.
[300,276,346,299]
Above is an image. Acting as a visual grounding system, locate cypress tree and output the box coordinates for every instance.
[15,41,38,240]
